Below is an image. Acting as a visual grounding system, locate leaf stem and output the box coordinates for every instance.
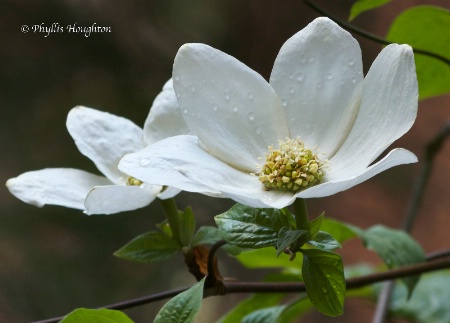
[292,198,309,231]
[159,198,181,245]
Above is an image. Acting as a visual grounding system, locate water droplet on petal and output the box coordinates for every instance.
[233,105,239,112]
[281,98,287,106]
[296,72,304,82]
[308,57,315,63]
[348,59,355,66]
[327,73,333,80]
[191,86,196,92]
[182,108,188,114]
[139,158,151,167]
[289,73,294,80]
[248,92,254,100]
[300,55,307,63]
[289,87,295,94]
[322,287,328,293]
[247,111,255,121]
[211,79,216,84]
[213,106,218,112]
[301,100,306,106]
[174,75,180,81]
[351,76,356,83]
[255,126,261,135]
[317,82,322,89]
[224,93,230,100]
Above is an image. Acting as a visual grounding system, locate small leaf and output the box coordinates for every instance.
[276,227,310,257]
[179,206,196,247]
[320,218,357,244]
[386,6,450,100]
[357,225,425,295]
[308,212,324,238]
[156,220,172,237]
[242,305,287,323]
[308,231,342,250]
[349,0,392,21]
[192,226,222,246]
[114,231,181,263]
[60,308,133,323]
[215,204,290,248]
[301,249,345,316]
[154,277,205,323]
[235,247,302,269]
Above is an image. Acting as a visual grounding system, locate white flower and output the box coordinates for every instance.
[119,18,418,209]
[6,79,188,215]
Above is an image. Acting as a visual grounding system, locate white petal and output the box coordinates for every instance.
[84,184,159,215]
[119,135,239,195]
[66,106,144,183]
[270,17,363,158]
[296,148,417,198]
[173,43,289,171]
[331,44,418,172]
[157,186,182,199]
[6,168,111,210]
[143,79,191,145]
[119,135,298,209]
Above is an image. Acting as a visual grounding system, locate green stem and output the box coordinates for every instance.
[159,198,181,245]
[293,198,309,231]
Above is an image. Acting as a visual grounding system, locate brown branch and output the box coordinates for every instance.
[32,251,450,323]
[302,0,450,66]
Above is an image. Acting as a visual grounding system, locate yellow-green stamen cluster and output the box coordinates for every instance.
[126,177,143,186]
[257,138,324,192]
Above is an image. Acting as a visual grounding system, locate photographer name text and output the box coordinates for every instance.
[21,23,111,37]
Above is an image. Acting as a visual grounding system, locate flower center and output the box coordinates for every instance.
[257,138,324,192]
[126,176,143,186]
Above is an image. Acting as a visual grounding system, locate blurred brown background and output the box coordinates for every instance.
[1,0,449,322]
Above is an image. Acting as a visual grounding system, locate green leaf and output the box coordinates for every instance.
[114,231,181,263]
[60,308,133,323]
[276,227,310,257]
[308,212,324,239]
[301,249,345,316]
[242,305,287,323]
[235,247,302,269]
[154,277,205,323]
[215,204,291,248]
[386,6,450,100]
[156,220,172,237]
[357,225,425,295]
[389,270,450,323]
[218,272,300,323]
[320,218,357,244]
[192,226,221,246]
[179,206,196,247]
[308,231,342,250]
[349,0,392,21]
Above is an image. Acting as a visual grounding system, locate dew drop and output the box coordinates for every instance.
[182,108,188,114]
[191,86,196,92]
[224,93,230,100]
[213,105,218,112]
[289,73,294,80]
[176,93,181,98]
[326,273,331,278]
[211,79,216,84]
[332,261,339,266]
[296,72,304,82]
[348,59,355,66]
[232,105,239,113]
[300,55,307,63]
[308,57,315,63]
[301,100,306,106]
[358,70,362,75]
[255,126,262,135]
[327,72,333,80]
[202,79,206,84]
[247,111,255,121]
[351,76,356,83]
[139,158,151,167]
[174,75,180,81]
[248,92,254,100]
[317,82,322,89]
[322,287,328,293]
[289,87,296,94]
[281,98,287,106]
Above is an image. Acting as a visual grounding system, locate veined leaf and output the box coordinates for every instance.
[114,231,180,263]
[308,231,342,250]
[301,249,345,316]
[215,204,291,248]
[349,0,392,21]
[154,278,205,323]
